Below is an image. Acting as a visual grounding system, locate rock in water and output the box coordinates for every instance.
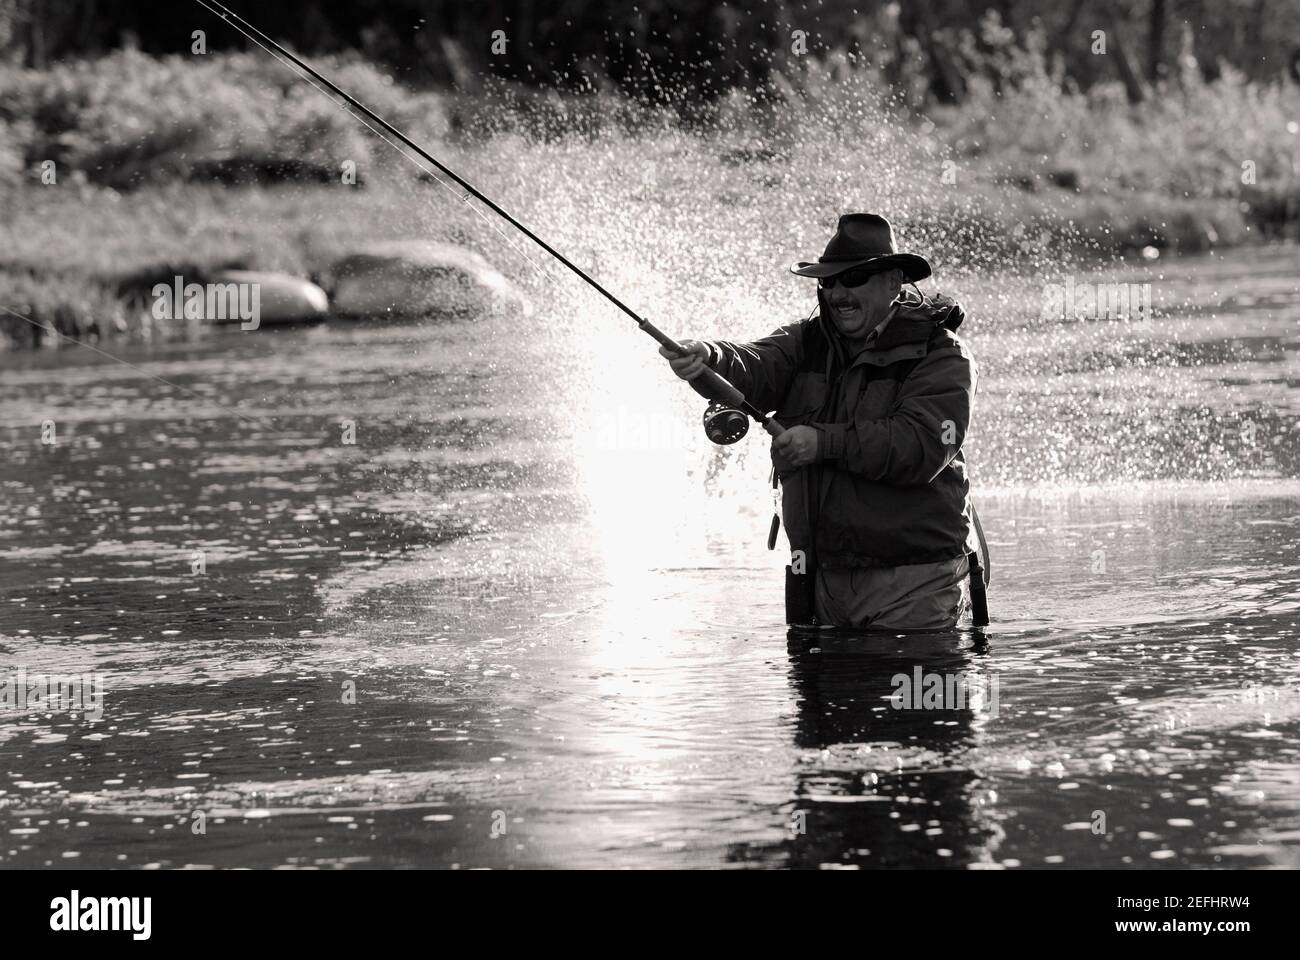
[326,241,530,320]
[211,270,329,325]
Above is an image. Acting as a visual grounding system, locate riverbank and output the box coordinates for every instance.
[2,50,1297,348]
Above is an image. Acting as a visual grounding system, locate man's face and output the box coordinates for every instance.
[824,268,903,341]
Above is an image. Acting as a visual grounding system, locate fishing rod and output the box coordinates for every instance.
[194,0,783,445]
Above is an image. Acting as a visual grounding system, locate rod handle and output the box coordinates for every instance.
[691,365,746,406]
[651,321,786,438]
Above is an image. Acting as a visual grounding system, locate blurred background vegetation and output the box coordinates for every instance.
[4,0,1299,96]
[1,0,1298,346]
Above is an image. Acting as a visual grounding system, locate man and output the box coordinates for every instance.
[662,213,986,631]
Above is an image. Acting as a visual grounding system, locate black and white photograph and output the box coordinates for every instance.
[0,0,1295,917]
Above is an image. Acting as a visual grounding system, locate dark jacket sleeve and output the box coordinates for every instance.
[813,341,976,486]
[687,321,805,413]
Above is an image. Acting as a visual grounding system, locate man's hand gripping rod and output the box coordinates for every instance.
[639,318,785,437]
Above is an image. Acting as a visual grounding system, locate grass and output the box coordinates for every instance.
[1,45,1298,348]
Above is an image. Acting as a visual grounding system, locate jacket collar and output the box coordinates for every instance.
[815,289,957,371]
[847,292,936,367]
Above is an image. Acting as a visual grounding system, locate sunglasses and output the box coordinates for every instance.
[817,264,882,289]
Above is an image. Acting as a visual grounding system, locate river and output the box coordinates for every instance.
[0,243,1296,869]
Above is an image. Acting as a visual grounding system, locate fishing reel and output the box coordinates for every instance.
[703,400,750,445]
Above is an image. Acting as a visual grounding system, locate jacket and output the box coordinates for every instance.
[693,289,977,568]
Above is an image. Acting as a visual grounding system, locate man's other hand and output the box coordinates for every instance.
[772,425,820,468]
[659,340,710,380]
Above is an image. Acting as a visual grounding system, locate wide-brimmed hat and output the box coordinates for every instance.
[791,213,931,282]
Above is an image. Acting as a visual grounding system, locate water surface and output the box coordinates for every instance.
[0,245,1297,869]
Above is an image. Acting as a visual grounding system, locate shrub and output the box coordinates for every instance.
[0,49,451,189]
